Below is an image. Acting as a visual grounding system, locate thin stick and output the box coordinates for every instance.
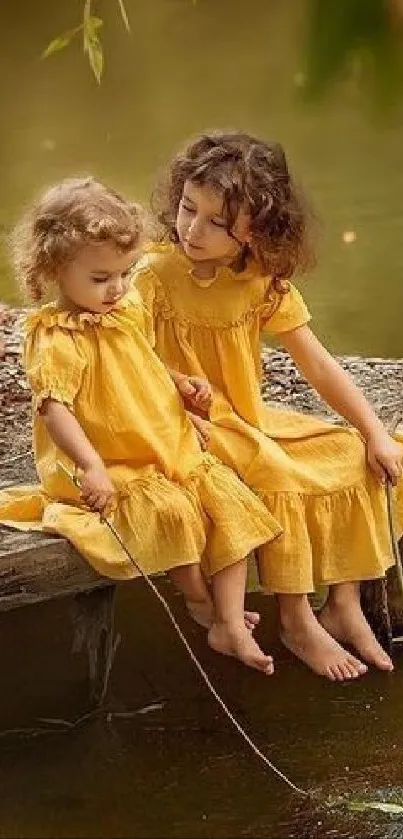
[57,460,307,797]
[386,481,403,599]
[386,414,403,601]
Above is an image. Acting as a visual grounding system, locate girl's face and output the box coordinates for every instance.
[57,242,137,313]
[176,180,251,266]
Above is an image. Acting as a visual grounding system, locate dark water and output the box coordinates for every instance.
[2,2,403,836]
[1,581,403,839]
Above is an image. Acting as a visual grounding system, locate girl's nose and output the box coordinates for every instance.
[188,216,204,240]
[109,278,123,298]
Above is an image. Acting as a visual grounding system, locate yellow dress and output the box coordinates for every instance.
[134,242,403,594]
[0,287,281,580]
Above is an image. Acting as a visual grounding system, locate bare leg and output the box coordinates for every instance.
[168,564,260,631]
[208,559,273,674]
[168,564,214,628]
[278,593,368,681]
[319,581,393,671]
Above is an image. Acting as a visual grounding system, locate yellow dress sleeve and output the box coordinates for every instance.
[24,322,86,412]
[259,282,311,335]
[132,266,160,347]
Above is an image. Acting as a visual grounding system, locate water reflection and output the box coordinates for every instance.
[1,583,403,837]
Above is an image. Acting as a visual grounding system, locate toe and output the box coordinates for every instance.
[247,611,260,626]
[325,665,337,682]
[350,656,367,676]
[345,661,361,679]
[379,655,394,671]
[259,655,274,674]
[333,663,348,681]
[244,619,255,632]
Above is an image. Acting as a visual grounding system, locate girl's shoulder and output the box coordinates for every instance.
[23,306,86,357]
[136,241,186,282]
[24,302,60,332]
[23,304,87,386]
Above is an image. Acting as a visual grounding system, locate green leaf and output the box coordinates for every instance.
[85,35,104,84]
[116,0,131,32]
[84,15,103,39]
[347,800,403,815]
[84,0,92,26]
[83,7,104,83]
[87,16,103,32]
[41,26,82,59]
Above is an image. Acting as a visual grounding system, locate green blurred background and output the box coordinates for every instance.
[1,0,403,355]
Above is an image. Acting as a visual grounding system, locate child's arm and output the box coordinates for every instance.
[134,267,212,416]
[280,325,403,484]
[41,399,116,514]
[169,370,211,450]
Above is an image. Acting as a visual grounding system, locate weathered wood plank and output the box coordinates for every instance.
[361,576,393,647]
[71,586,119,707]
[360,533,403,648]
[1,419,402,642]
[0,526,110,612]
[384,548,403,642]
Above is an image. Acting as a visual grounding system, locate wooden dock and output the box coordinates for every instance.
[1,518,402,711]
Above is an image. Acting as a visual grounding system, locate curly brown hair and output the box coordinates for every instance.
[13,177,147,303]
[152,131,317,280]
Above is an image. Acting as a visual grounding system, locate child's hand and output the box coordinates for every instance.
[173,371,212,414]
[80,462,117,516]
[186,411,211,451]
[366,430,403,485]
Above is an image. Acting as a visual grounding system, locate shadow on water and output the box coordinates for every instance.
[1,581,403,837]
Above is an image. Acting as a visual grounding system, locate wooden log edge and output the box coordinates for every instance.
[0,526,110,612]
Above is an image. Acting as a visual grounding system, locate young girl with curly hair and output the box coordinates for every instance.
[133,130,403,680]
[0,176,285,674]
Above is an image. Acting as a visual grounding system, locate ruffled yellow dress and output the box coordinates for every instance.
[0,287,281,580]
[134,242,403,594]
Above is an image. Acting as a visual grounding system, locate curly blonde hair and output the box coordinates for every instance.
[13,177,147,302]
[152,131,317,280]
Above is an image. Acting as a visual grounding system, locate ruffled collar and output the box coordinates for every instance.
[143,241,262,286]
[25,292,135,333]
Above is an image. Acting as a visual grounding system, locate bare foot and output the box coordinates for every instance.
[244,610,260,632]
[186,598,215,629]
[208,621,274,674]
[319,599,393,672]
[279,608,368,681]
[186,599,260,632]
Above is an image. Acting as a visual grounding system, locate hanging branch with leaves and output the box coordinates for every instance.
[41,0,130,84]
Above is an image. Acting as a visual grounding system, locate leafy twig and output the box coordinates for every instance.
[42,0,131,83]
[117,0,131,32]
